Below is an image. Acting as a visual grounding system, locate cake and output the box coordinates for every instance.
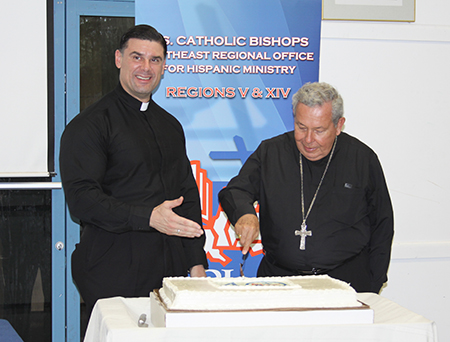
[157,274,362,311]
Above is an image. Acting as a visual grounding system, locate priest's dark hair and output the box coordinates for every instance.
[292,82,344,126]
[118,24,167,58]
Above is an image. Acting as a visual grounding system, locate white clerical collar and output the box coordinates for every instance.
[140,102,149,111]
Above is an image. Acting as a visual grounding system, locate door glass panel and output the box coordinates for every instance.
[80,16,135,112]
[79,16,134,337]
[0,178,52,342]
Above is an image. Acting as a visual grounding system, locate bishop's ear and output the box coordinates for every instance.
[336,117,346,135]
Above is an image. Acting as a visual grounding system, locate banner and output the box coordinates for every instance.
[136,0,322,277]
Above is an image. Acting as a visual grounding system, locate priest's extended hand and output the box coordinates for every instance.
[235,213,260,255]
[150,196,204,238]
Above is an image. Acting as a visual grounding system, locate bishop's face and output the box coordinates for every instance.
[294,101,345,161]
[115,38,166,102]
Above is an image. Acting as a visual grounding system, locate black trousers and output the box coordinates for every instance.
[72,225,187,316]
[257,247,373,293]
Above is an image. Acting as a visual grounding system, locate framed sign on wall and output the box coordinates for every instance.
[322,0,415,22]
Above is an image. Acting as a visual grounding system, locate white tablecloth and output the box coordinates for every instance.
[84,293,437,342]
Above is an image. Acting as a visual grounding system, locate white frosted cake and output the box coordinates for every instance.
[157,275,362,311]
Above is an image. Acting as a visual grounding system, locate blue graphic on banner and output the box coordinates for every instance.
[136,0,322,277]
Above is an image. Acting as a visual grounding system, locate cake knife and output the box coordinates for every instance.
[239,252,249,277]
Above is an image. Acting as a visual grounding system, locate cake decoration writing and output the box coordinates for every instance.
[222,281,288,287]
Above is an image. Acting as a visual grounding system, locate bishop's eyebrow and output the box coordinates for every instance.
[296,121,325,130]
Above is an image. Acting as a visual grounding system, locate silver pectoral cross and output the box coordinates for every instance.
[294,222,312,250]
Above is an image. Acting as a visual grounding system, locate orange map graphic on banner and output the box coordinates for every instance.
[191,160,262,267]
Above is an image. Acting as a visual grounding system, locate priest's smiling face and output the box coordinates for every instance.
[115,38,166,102]
[294,101,345,161]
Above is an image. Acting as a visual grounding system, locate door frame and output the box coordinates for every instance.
[53,1,134,341]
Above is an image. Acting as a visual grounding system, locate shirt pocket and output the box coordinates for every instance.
[325,186,368,226]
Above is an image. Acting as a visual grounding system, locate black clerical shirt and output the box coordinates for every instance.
[219,131,393,292]
[60,84,207,274]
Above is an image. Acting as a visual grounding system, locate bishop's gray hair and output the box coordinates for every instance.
[292,82,344,126]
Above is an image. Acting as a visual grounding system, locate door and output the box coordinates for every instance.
[54,1,134,340]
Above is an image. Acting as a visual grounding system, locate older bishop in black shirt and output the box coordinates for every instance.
[219,82,393,293]
[60,25,207,315]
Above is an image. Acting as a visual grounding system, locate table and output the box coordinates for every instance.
[0,320,24,342]
[84,293,437,342]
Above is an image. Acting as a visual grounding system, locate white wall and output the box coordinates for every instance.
[0,0,48,177]
[319,1,450,341]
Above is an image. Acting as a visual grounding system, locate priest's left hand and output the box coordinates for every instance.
[235,214,260,255]
[149,196,204,238]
